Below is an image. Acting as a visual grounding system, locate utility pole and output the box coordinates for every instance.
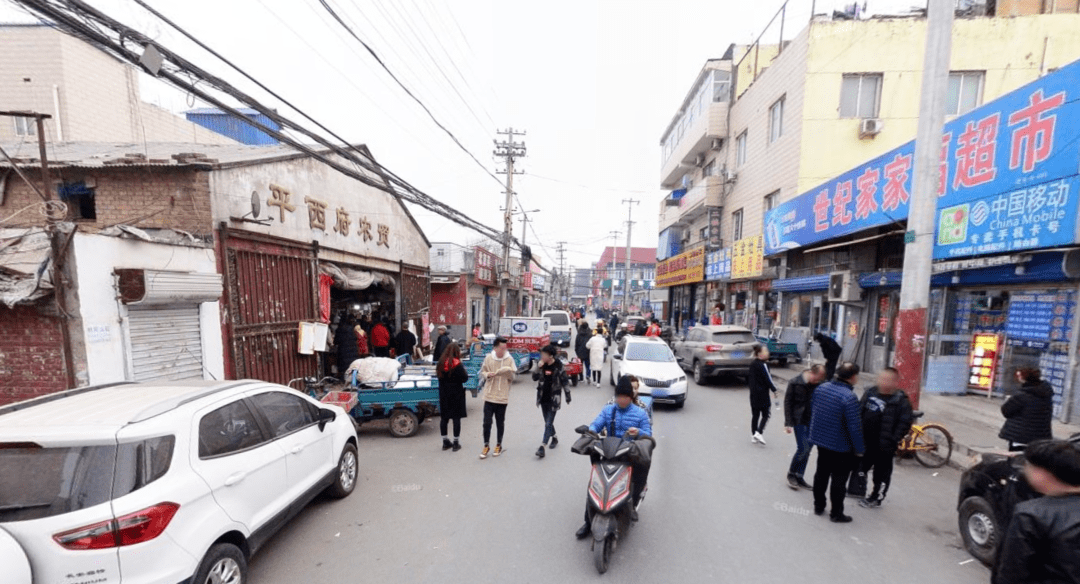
[608,230,621,310]
[621,199,639,312]
[895,0,953,411]
[0,111,76,387]
[556,241,567,308]
[493,128,526,318]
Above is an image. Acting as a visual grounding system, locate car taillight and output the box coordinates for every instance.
[705,344,724,352]
[54,503,180,550]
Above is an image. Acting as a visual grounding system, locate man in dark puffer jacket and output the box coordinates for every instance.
[999,367,1054,452]
[851,367,913,508]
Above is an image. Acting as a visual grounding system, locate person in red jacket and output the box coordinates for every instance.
[371,319,391,358]
[645,318,662,337]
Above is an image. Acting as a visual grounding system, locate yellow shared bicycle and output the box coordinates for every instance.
[896,411,954,468]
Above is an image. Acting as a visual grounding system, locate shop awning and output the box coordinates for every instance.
[770,274,830,293]
[319,262,395,291]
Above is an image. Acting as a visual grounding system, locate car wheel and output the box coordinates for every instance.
[609,366,616,386]
[958,496,1000,566]
[693,361,705,385]
[193,543,246,584]
[326,442,358,499]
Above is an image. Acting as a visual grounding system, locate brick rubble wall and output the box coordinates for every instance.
[0,305,68,406]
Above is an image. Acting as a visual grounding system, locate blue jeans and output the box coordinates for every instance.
[788,424,813,478]
[541,403,558,444]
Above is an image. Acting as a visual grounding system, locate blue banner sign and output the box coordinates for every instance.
[705,248,731,281]
[764,58,1080,259]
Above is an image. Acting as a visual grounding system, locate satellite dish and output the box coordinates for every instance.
[250,191,261,218]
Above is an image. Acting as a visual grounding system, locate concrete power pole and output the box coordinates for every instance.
[895,0,953,411]
[608,230,621,309]
[494,128,526,318]
[557,241,567,307]
[622,199,639,312]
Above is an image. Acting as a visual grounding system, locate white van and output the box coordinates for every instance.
[542,310,575,349]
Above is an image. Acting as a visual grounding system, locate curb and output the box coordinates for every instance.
[768,365,981,472]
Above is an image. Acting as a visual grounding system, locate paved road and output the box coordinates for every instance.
[249,370,992,583]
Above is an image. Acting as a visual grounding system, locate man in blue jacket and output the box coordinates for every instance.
[575,378,653,538]
[809,362,865,523]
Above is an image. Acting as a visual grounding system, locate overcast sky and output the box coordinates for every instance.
[2,0,920,272]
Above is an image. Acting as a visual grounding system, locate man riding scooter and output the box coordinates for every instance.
[575,377,653,539]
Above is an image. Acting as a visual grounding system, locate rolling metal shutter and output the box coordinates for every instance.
[127,305,204,382]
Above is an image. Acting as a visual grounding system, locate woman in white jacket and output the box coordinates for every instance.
[585,330,607,387]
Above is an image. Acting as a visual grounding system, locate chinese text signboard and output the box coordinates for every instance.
[705,248,732,281]
[763,59,1080,259]
[968,333,1001,391]
[474,247,497,286]
[707,207,722,250]
[522,271,533,290]
[1005,290,1076,349]
[730,235,764,280]
[655,248,705,287]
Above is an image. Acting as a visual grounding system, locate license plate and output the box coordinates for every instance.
[652,389,669,398]
[729,351,746,358]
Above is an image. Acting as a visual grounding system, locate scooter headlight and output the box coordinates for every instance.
[610,467,632,501]
[588,467,605,508]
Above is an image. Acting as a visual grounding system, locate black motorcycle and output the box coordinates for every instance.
[572,425,655,574]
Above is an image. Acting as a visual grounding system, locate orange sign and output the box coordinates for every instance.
[656,248,705,287]
[967,333,1001,391]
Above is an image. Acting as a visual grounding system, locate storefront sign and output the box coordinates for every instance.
[532,274,546,290]
[474,247,497,286]
[931,254,1027,274]
[763,58,1080,258]
[656,248,705,287]
[705,248,732,281]
[522,272,533,289]
[707,207,722,250]
[968,333,1001,391]
[877,295,891,334]
[1006,290,1076,348]
[731,235,764,280]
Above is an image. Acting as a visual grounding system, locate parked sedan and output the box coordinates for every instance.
[673,325,758,384]
[610,336,688,407]
[956,432,1080,566]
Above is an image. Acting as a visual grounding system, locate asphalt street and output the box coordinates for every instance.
[248,367,992,583]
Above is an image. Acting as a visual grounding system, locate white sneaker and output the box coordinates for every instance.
[751,433,761,444]
[757,433,767,445]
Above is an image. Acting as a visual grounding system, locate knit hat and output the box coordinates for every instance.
[614,377,634,398]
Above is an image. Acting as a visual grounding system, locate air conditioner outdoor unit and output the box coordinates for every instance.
[828,271,861,303]
[724,168,737,182]
[694,154,705,167]
[859,118,883,139]
[710,138,723,150]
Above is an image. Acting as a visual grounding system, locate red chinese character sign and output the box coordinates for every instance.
[763,57,1080,259]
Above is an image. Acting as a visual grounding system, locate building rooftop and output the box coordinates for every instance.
[598,246,657,266]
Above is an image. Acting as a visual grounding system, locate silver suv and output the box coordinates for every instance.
[673,325,758,384]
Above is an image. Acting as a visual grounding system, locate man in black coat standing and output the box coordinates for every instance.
[748,344,778,445]
[851,367,913,508]
[999,367,1055,452]
[434,325,452,362]
[784,364,826,489]
[334,313,359,379]
[814,332,843,381]
[395,321,418,364]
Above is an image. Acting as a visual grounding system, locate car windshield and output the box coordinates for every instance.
[0,436,175,523]
[713,332,757,344]
[546,313,569,326]
[626,343,675,362]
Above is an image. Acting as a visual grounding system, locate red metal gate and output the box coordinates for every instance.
[220,228,319,385]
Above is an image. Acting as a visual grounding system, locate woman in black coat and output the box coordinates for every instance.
[748,344,778,445]
[575,322,592,380]
[437,343,469,452]
[999,367,1054,451]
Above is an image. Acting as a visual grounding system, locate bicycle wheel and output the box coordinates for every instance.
[913,424,953,468]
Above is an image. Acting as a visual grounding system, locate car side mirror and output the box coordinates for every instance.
[318,408,337,431]
[677,356,685,363]
[613,354,622,360]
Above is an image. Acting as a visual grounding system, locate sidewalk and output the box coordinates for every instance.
[768,363,1080,471]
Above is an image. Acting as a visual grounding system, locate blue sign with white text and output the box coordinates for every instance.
[705,249,731,281]
[764,58,1080,259]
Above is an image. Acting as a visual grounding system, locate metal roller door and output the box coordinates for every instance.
[128,305,205,382]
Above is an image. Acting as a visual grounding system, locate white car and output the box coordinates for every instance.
[542,310,576,348]
[609,336,689,408]
[0,379,358,584]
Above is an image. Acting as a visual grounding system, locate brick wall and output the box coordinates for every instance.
[0,166,215,236]
[0,305,68,405]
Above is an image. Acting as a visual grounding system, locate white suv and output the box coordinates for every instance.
[0,379,358,584]
[610,336,689,408]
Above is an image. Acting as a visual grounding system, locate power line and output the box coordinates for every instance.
[20,0,511,244]
[315,0,504,189]
[526,173,659,195]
